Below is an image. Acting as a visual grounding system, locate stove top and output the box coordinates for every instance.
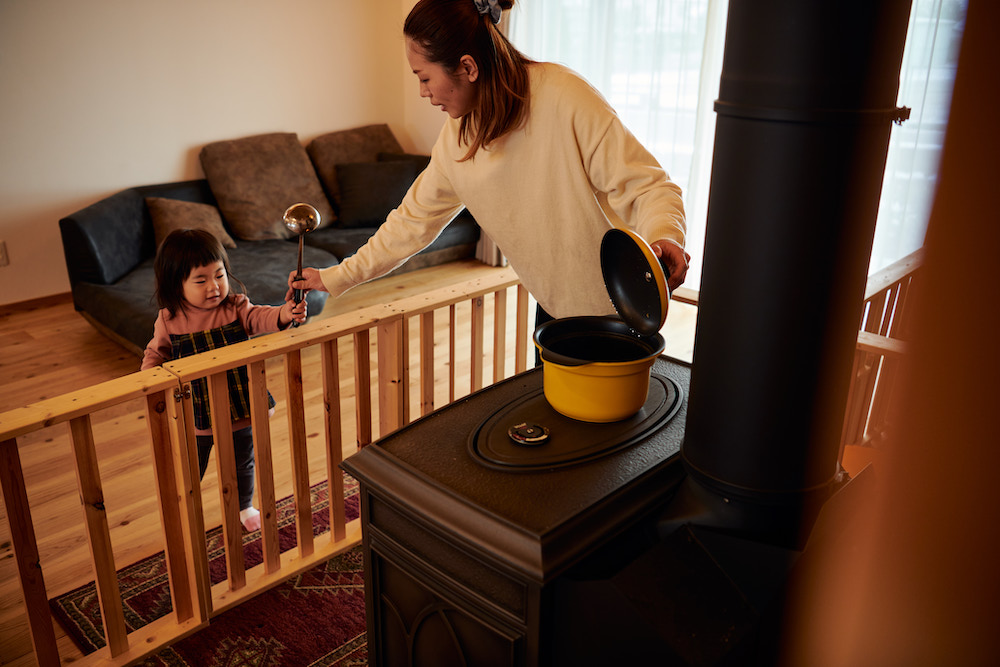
[469,372,683,470]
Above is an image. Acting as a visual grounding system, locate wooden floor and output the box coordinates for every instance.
[0,259,699,666]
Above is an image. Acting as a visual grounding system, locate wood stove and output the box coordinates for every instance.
[342,357,689,666]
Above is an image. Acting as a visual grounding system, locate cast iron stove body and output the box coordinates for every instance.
[342,357,689,667]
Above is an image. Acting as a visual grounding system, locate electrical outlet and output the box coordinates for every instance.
[0,240,8,267]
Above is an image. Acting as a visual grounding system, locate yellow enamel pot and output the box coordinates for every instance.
[533,229,670,423]
[534,317,665,422]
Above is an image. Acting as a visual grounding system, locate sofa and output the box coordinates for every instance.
[59,124,481,356]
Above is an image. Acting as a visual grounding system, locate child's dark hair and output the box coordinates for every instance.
[153,229,246,316]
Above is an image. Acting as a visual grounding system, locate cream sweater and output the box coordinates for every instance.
[319,62,686,319]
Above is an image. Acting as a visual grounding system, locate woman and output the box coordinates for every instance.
[292,0,689,325]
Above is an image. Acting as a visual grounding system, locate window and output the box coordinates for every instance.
[509,0,965,287]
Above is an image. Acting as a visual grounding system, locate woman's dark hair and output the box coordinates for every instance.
[405,0,533,161]
[153,228,245,317]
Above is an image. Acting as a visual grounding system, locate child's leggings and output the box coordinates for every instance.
[195,425,255,511]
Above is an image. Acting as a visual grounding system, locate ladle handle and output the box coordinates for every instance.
[292,236,304,328]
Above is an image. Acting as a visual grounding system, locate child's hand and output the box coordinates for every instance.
[280,298,307,327]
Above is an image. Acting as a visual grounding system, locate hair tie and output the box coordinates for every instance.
[473,0,502,25]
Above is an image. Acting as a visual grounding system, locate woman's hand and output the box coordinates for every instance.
[650,239,691,292]
[286,267,328,301]
[279,298,308,327]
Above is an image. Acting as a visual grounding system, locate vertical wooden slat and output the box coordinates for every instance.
[449,304,457,403]
[69,414,129,656]
[840,351,870,453]
[889,278,915,339]
[248,360,280,573]
[207,372,246,590]
[471,296,485,392]
[402,316,411,426]
[841,263,923,452]
[867,356,897,443]
[0,438,60,667]
[516,284,530,374]
[420,310,435,416]
[866,291,888,335]
[354,330,373,448]
[493,288,508,383]
[284,349,313,557]
[856,288,890,439]
[321,339,346,542]
[145,390,194,622]
[173,383,212,619]
[378,318,406,437]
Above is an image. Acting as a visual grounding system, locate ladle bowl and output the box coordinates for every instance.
[283,203,321,326]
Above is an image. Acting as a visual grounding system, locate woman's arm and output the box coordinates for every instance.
[290,153,465,298]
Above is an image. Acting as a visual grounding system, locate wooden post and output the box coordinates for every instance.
[354,330,373,448]
[206,372,246,589]
[284,349,313,557]
[471,296,484,392]
[377,318,406,436]
[449,304,457,403]
[321,338,347,542]
[69,414,129,656]
[145,390,194,622]
[172,383,212,620]
[420,310,435,416]
[0,438,60,666]
[248,359,280,573]
[493,288,507,383]
[516,285,530,374]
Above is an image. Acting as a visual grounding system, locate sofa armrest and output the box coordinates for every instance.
[60,189,149,286]
[59,180,217,286]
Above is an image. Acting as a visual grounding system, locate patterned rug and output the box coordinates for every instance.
[50,475,368,666]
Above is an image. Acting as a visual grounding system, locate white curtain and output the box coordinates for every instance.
[872,0,966,273]
[509,0,966,286]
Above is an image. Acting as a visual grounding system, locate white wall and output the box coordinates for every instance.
[0,0,444,306]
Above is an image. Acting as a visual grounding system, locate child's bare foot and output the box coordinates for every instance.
[240,507,261,532]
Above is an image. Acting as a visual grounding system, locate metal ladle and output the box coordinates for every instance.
[283,202,321,327]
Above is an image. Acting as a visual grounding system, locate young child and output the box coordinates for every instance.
[141,228,306,532]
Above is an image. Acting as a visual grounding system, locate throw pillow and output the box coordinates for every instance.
[146,197,237,249]
[377,152,432,173]
[199,132,335,241]
[306,124,404,206]
[335,161,418,229]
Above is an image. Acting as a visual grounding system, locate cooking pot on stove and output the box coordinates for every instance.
[533,228,669,422]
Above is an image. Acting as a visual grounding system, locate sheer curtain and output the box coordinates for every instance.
[872,0,966,273]
[508,0,966,287]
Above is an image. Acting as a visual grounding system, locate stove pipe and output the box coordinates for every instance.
[664,0,913,547]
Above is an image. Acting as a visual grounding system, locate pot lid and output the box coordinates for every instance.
[600,228,669,337]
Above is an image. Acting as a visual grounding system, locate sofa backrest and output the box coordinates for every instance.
[59,180,216,286]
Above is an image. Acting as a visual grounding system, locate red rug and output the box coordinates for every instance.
[49,475,368,665]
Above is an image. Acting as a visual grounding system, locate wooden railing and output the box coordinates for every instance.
[840,248,924,455]
[0,253,923,665]
[0,268,528,666]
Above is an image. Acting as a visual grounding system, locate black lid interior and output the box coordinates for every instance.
[600,228,669,337]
